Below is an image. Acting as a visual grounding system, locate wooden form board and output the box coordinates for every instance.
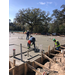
[61,46,65,49]
[9,45,63,75]
[27,63,42,75]
[9,66,15,72]
[43,54,56,63]
[34,61,51,72]
[54,50,61,53]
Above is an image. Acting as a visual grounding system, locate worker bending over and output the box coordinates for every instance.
[53,39,60,50]
[27,36,36,49]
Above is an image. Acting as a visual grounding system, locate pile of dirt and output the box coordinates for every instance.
[35,53,65,75]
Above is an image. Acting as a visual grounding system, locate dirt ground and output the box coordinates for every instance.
[35,51,65,75]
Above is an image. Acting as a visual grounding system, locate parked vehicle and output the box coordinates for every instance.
[52,33,56,36]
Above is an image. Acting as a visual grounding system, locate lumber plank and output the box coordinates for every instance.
[27,63,42,75]
[60,46,65,49]
[54,50,61,53]
[34,61,51,72]
[50,53,56,56]
[43,54,56,63]
[9,66,15,72]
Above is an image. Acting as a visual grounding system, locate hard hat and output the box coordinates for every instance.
[53,39,55,41]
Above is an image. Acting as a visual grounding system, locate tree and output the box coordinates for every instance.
[49,4,65,34]
[9,19,11,23]
[14,8,52,33]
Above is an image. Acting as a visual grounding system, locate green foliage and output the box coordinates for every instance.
[48,4,65,34]
[9,4,65,34]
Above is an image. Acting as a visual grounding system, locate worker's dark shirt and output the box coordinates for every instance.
[26,31,29,36]
[29,37,35,42]
[56,41,60,46]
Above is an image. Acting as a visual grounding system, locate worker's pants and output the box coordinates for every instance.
[26,35,29,40]
[55,46,60,50]
[27,42,35,49]
[27,43,30,48]
[32,41,35,48]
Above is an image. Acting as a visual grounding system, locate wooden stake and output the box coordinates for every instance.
[41,50,43,63]
[13,60,15,75]
[32,62,35,67]
[48,45,50,56]
[49,61,51,69]
[24,63,28,75]
[13,49,15,75]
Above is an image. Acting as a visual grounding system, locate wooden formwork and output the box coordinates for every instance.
[9,45,65,75]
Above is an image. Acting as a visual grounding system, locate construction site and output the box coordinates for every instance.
[9,32,65,75]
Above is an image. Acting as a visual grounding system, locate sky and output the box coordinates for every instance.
[9,0,65,22]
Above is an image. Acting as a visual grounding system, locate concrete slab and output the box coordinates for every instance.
[9,33,65,65]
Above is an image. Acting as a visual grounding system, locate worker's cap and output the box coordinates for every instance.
[53,39,56,41]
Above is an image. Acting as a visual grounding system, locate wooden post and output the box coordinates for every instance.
[13,49,16,75]
[49,61,51,69]
[32,62,35,67]
[41,50,43,63]
[30,62,35,72]
[48,45,50,56]
[24,63,28,75]
[60,58,61,62]
[20,43,23,60]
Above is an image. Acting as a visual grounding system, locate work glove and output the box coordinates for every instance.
[28,47,29,49]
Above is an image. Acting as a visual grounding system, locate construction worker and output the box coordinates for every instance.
[26,30,30,40]
[53,39,60,50]
[27,36,36,49]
